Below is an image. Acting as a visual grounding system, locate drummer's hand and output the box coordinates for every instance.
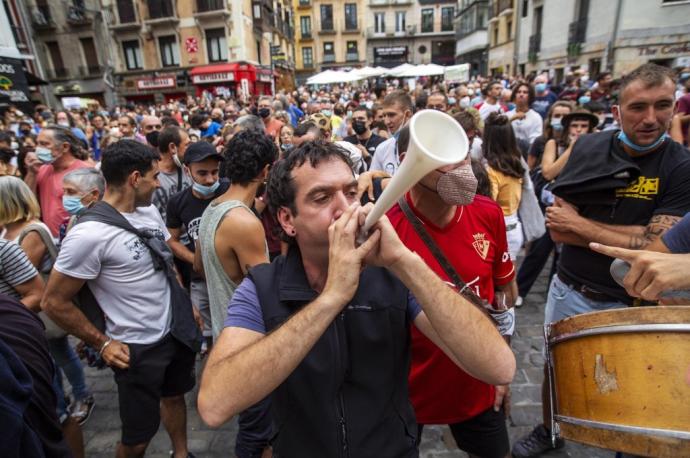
[494,384,511,418]
[589,243,690,300]
[358,203,408,268]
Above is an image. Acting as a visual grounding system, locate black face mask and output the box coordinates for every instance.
[352,121,368,135]
[145,130,160,148]
[212,116,222,124]
[258,108,271,118]
[20,129,31,136]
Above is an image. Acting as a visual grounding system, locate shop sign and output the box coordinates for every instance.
[257,73,272,82]
[374,46,407,57]
[192,72,234,84]
[0,57,30,104]
[137,77,176,90]
[637,42,690,57]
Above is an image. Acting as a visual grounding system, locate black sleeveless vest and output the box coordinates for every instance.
[248,247,418,458]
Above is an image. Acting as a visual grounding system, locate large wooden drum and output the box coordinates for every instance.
[545,306,690,457]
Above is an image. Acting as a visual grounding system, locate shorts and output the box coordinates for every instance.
[544,275,626,325]
[112,334,196,445]
[418,407,509,458]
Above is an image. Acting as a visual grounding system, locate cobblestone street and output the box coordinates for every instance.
[81,263,614,457]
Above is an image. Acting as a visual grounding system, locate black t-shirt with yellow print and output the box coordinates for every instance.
[558,135,690,304]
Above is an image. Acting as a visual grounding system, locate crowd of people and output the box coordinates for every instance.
[1,62,690,458]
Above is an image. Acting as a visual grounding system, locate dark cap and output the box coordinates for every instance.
[183,141,223,165]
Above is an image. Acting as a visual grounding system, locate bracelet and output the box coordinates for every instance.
[99,338,113,357]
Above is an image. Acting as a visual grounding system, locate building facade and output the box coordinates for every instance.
[293,0,366,83]
[487,0,516,76]
[26,0,117,107]
[454,0,489,76]
[516,0,690,82]
[364,0,456,68]
[1,0,42,110]
[102,0,295,105]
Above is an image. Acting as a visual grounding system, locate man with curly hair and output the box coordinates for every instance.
[195,129,277,458]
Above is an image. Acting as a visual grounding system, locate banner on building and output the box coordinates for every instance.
[444,64,470,82]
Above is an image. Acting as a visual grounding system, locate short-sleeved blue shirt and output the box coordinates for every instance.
[225,277,422,334]
[662,212,690,254]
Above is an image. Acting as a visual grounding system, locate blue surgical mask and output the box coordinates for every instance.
[535,83,548,93]
[192,180,220,197]
[62,195,85,215]
[507,102,516,111]
[578,95,591,105]
[550,118,563,131]
[617,130,668,152]
[35,146,54,164]
[321,109,332,117]
[448,97,456,106]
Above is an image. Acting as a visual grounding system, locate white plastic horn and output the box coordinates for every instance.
[361,109,469,234]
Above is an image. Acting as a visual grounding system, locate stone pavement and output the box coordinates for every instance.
[80,264,614,457]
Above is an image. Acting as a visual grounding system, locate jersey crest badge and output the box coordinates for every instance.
[472,233,490,260]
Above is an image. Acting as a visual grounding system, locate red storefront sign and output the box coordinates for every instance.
[136,76,176,90]
[189,63,274,96]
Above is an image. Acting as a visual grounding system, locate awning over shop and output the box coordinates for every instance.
[189,63,240,76]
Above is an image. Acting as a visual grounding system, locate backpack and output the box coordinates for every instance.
[76,202,202,352]
[18,224,67,340]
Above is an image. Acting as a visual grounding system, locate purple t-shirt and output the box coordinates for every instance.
[225,277,423,333]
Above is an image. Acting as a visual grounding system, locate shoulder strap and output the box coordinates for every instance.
[397,197,487,310]
[77,201,145,238]
[18,224,58,263]
[176,166,183,193]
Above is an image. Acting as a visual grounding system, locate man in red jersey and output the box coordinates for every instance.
[387,126,517,458]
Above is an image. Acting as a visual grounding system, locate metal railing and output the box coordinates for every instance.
[197,0,225,12]
[147,0,175,19]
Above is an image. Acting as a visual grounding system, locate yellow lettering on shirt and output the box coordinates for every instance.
[616,176,659,201]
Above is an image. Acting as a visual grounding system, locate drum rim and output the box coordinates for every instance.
[547,322,690,345]
[555,415,690,441]
[548,305,690,338]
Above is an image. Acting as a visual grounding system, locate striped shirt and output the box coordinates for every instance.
[0,239,38,300]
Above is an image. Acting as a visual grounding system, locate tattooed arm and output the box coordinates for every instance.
[547,200,680,249]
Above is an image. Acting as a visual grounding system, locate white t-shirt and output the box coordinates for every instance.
[478,101,504,121]
[55,205,172,345]
[370,137,399,176]
[506,108,543,147]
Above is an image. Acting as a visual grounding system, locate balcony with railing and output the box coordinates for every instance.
[78,65,105,77]
[320,18,335,34]
[366,25,417,38]
[195,0,230,19]
[322,54,336,63]
[297,0,310,7]
[369,0,413,6]
[109,0,140,30]
[66,5,92,26]
[145,0,178,24]
[345,52,359,62]
[32,4,56,31]
[45,68,70,80]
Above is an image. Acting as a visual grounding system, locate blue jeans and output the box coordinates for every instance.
[48,336,90,401]
[544,275,627,325]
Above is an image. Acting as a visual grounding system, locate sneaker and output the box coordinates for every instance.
[70,395,95,426]
[511,423,565,458]
[515,295,524,308]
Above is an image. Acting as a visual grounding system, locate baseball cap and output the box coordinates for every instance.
[183,141,223,165]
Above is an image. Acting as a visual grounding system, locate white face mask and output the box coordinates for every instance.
[57,120,70,127]
[460,96,471,108]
